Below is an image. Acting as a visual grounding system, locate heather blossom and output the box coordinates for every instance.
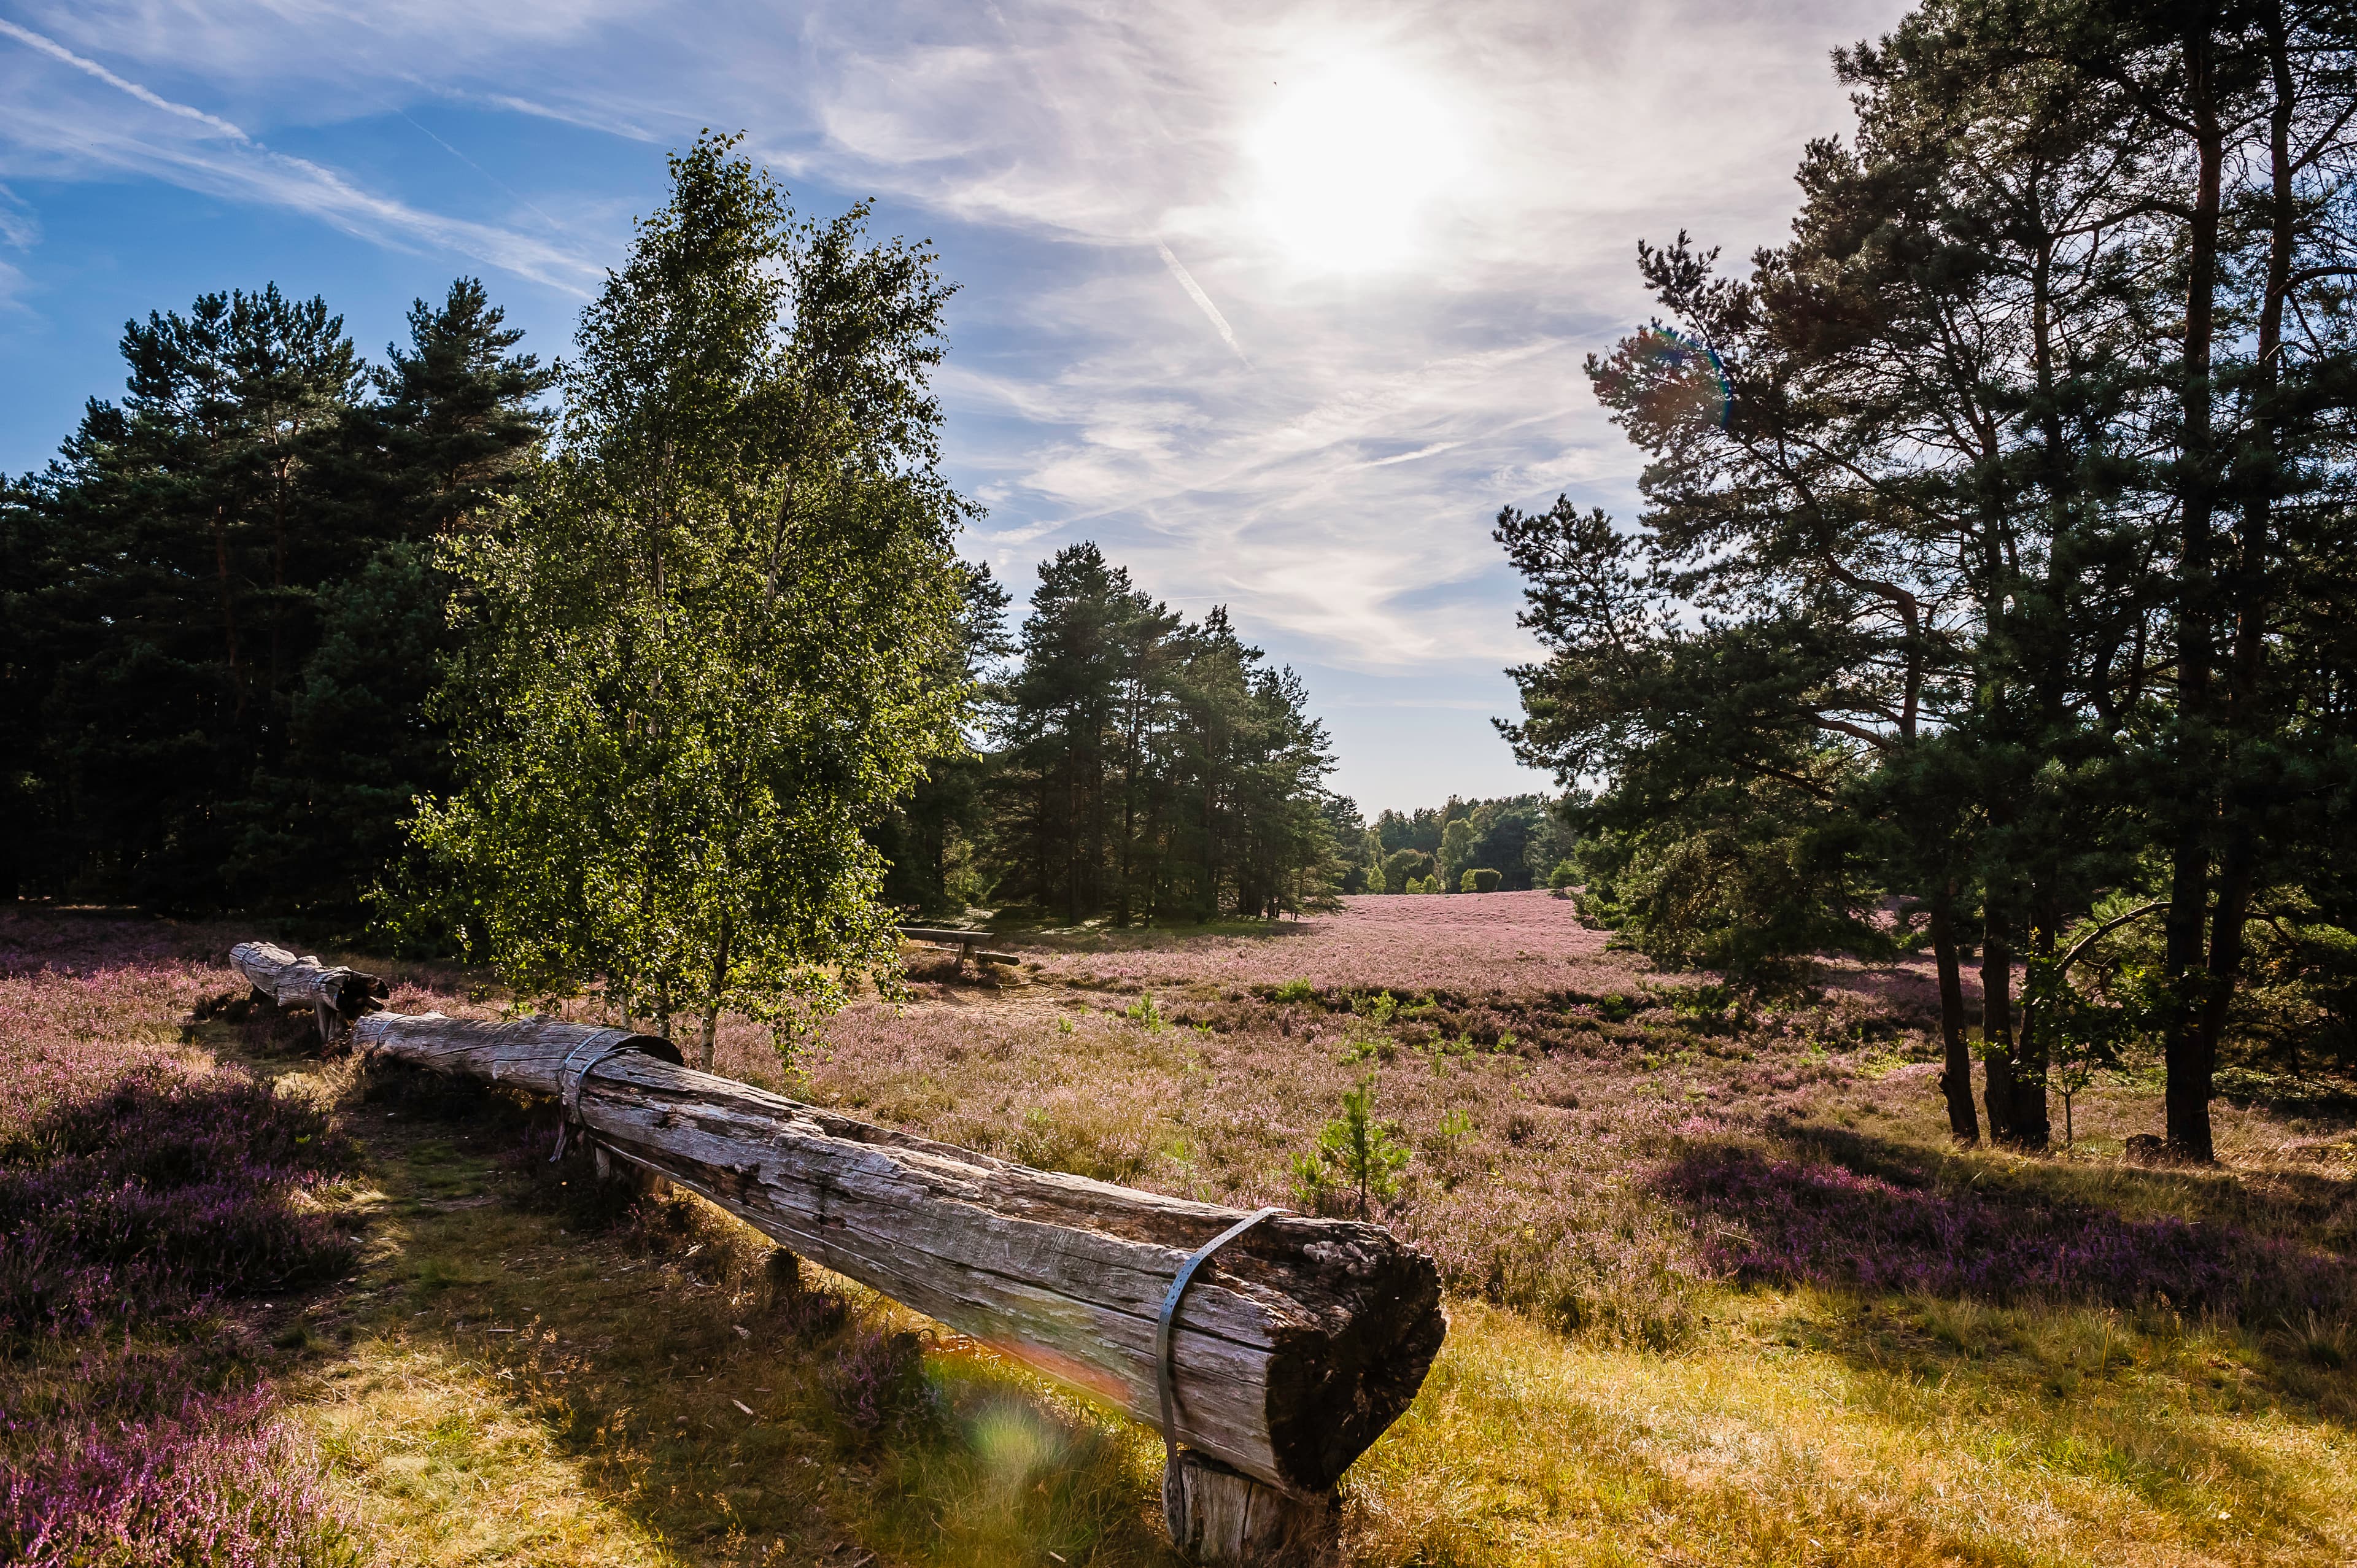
[0,1389,356,1568]
[1658,1146,2356,1319]
[0,913,362,1567]
[1016,890,1654,996]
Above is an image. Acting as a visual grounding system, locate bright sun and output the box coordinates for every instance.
[1247,56,1463,274]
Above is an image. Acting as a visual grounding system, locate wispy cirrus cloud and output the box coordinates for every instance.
[0,0,1910,805]
[0,15,605,294]
[0,17,252,141]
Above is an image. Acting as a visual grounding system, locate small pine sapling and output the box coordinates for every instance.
[1297,1076,1411,1218]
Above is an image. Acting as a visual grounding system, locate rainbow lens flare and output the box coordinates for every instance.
[1596,324,1733,430]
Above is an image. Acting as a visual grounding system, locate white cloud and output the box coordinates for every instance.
[0,15,606,293]
[0,183,37,249]
[0,0,1914,795]
[0,17,251,140]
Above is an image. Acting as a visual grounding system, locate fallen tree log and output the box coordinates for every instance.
[352,1010,1444,1496]
[229,942,387,1040]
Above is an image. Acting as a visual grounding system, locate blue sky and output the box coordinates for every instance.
[0,0,1904,814]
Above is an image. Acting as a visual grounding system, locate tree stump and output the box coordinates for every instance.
[1168,1450,1339,1566]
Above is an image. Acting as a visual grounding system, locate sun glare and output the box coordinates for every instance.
[1247,56,1463,273]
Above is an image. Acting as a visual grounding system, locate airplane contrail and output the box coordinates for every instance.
[1156,241,1250,367]
[0,19,252,142]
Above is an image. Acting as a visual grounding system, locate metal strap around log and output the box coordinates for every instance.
[551,1028,650,1162]
[1159,1205,1282,1542]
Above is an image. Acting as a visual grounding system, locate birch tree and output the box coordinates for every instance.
[414,134,969,1066]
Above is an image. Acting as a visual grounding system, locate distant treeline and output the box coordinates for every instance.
[875,551,1587,920]
[1360,797,1574,895]
[0,283,1355,927]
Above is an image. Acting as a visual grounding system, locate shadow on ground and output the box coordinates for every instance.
[280,1052,1181,1568]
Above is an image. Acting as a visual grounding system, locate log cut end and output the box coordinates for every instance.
[1241,1221,1446,1493]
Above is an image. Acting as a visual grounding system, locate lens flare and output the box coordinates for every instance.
[1595,324,1733,430]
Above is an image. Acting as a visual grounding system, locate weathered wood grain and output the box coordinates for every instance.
[351,1010,1444,1494]
[1170,1451,1338,1566]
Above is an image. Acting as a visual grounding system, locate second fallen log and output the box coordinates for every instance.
[352,1010,1445,1496]
[230,941,387,1040]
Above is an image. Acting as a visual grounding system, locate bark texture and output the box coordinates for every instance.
[352,1010,1445,1495]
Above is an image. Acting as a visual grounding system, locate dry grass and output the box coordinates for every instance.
[7,905,2356,1566]
[304,1337,670,1566]
[1350,1297,2357,1566]
[282,1051,1183,1568]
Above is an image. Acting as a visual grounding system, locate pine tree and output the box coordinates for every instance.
[14,287,362,908]
[873,559,1013,913]
[242,280,557,915]
[985,543,1340,922]
[1498,0,2357,1157]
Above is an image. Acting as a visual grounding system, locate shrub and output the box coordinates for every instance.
[1547,860,1579,891]
[826,1324,939,1438]
[1381,849,1433,894]
[1462,868,1502,894]
[765,1249,851,1341]
[0,1388,360,1568]
[1655,1146,2357,1319]
[1572,782,1891,985]
[0,1066,358,1338]
[1273,978,1315,1004]
[1434,1108,1477,1148]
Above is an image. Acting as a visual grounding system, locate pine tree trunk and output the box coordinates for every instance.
[2012,910,2053,1152]
[2163,26,2227,1164]
[1930,894,1979,1143]
[1980,910,2017,1143]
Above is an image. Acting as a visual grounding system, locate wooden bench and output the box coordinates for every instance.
[895,925,1023,969]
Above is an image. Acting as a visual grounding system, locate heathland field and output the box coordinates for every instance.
[4,896,2355,1567]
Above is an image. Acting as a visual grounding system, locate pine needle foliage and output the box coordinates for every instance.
[1293,1075,1411,1219]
